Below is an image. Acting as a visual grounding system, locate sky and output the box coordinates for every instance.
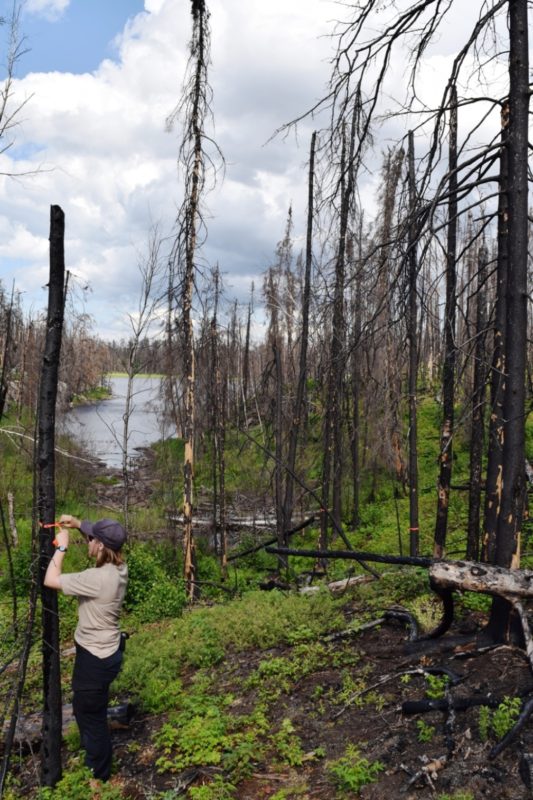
[0,0,511,341]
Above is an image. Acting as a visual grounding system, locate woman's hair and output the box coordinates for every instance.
[96,544,124,567]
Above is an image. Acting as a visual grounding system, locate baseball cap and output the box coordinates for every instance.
[80,518,127,551]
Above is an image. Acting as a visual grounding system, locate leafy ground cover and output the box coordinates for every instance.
[3,397,533,798]
[4,573,533,799]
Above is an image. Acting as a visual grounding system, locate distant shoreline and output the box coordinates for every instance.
[106,372,164,379]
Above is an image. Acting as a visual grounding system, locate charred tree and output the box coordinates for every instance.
[241,284,253,427]
[0,283,15,420]
[320,119,356,552]
[488,0,529,641]
[38,205,66,787]
[434,85,458,559]
[282,132,316,535]
[482,103,509,563]
[348,215,363,528]
[466,241,488,560]
[407,130,419,556]
[210,267,228,572]
[167,0,221,600]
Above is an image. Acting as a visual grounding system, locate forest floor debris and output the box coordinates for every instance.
[9,608,533,798]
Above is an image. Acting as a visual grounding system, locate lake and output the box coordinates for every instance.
[64,375,172,468]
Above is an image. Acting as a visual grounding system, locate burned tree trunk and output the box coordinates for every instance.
[321,119,355,551]
[210,268,227,572]
[434,85,458,559]
[488,0,529,641]
[241,286,253,427]
[168,0,219,600]
[282,131,316,535]
[348,219,363,528]
[482,104,509,563]
[0,283,15,420]
[466,242,488,560]
[38,205,66,787]
[407,130,419,556]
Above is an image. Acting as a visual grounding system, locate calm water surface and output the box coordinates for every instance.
[64,376,172,468]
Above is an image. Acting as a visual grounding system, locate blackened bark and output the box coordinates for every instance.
[241,290,252,426]
[482,104,509,562]
[274,334,284,568]
[0,284,14,420]
[181,0,211,601]
[349,220,362,528]
[489,0,529,643]
[407,130,419,556]
[210,270,220,555]
[466,243,488,560]
[434,85,458,559]
[210,269,227,571]
[321,119,355,550]
[494,0,529,569]
[39,204,65,786]
[282,131,316,535]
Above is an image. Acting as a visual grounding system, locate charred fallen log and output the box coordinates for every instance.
[228,515,316,562]
[265,546,432,567]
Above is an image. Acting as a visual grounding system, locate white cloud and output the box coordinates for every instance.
[1,0,513,340]
[25,0,70,21]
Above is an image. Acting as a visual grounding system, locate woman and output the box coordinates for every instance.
[44,515,128,782]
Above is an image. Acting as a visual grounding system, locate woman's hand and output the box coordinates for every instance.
[55,527,70,549]
[45,528,69,590]
[59,514,81,529]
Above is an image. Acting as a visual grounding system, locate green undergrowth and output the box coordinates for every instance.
[116,586,385,797]
[115,589,346,711]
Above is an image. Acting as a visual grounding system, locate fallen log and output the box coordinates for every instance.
[429,560,533,599]
[299,575,373,595]
[265,546,432,567]
[228,515,316,562]
[1,703,134,749]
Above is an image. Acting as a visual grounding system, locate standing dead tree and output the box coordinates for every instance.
[466,240,489,560]
[487,0,529,641]
[320,117,357,554]
[283,0,520,560]
[434,85,458,559]
[282,132,317,536]
[406,130,420,556]
[167,0,222,600]
[38,205,66,787]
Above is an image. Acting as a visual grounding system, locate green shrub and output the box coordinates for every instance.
[4,543,33,596]
[491,696,521,739]
[37,765,122,799]
[327,744,384,795]
[477,697,521,742]
[125,543,186,622]
[188,775,236,799]
[416,719,435,743]
[271,718,305,766]
[135,579,186,624]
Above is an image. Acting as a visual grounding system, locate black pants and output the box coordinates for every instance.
[72,643,123,781]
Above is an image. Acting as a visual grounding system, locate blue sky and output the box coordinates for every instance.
[0,0,144,77]
[4,0,145,76]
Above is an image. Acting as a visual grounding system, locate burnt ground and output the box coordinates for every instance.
[62,613,533,799]
[8,588,533,798]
